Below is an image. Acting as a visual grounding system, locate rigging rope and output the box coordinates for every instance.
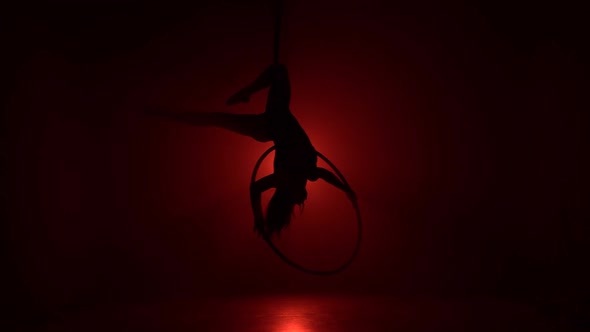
[273,0,282,64]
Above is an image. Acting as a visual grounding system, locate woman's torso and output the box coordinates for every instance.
[266,110,317,176]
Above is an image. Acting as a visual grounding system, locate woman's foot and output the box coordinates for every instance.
[226,90,251,106]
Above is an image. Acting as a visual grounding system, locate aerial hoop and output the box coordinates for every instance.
[250,146,362,275]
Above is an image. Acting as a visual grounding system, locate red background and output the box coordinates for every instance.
[3,0,588,323]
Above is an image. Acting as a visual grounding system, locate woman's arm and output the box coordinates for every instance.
[315,167,357,202]
[250,174,277,236]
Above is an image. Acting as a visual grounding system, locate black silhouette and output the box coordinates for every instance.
[147,63,356,236]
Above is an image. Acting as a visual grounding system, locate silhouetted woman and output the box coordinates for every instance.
[147,64,356,236]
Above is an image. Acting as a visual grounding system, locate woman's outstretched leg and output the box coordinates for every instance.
[146,109,272,142]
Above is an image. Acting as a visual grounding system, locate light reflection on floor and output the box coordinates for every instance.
[35,294,566,332]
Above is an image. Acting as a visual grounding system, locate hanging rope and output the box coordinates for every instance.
[251,146,363,275]
[273,0,283,64]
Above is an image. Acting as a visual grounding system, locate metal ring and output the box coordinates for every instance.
[250,146,362,275]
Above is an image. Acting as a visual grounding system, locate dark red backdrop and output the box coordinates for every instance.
[3,0,588,322]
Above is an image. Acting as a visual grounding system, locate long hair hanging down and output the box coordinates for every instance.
[265,191,306,235]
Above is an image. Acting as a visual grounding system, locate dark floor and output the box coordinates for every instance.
[17,294,585,332]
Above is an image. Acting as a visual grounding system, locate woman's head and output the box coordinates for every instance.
[275,172,308,204]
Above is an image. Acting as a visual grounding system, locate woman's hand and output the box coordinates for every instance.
[253,217,266,237]
[346,188,358,202]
